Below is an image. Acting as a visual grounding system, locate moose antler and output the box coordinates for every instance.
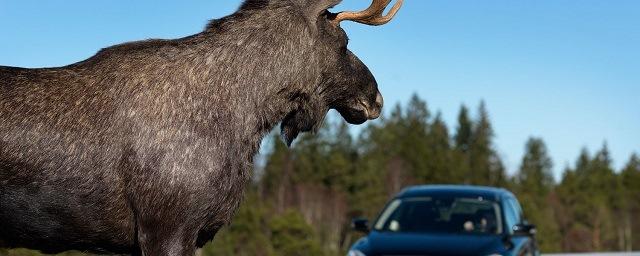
[331,0,404,26]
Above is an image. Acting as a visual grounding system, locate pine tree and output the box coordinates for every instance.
[469,101,505,186]
[452,105,473,184]
[515,138,560,252]
[560,145,619,251]
[589,144,619,250]
[620,154,640,250]
[402,94,431,183]
[517,138,554,196]
[426,112,455,183]
[555,165,585,252]
[454,105,473,153]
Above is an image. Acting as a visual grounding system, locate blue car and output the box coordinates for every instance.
[348,185,540,256]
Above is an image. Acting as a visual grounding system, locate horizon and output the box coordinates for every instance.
[1,0,638,180]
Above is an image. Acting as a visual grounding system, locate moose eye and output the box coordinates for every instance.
[338,32,349,49]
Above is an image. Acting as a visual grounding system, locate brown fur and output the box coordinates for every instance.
[0,0,386,255]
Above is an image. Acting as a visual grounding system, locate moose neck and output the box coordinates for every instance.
[196,7,322,150]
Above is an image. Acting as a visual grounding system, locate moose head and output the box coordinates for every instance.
[233,0,403,145]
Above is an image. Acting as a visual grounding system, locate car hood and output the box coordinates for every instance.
[357,231,506,256]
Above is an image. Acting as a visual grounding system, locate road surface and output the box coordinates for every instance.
[544,253,640,256]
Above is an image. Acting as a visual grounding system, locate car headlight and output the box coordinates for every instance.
[347,250,367,256]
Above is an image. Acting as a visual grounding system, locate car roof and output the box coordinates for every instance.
[396,185,514,202]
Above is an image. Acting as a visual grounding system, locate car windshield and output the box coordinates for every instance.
[373,196,503,235]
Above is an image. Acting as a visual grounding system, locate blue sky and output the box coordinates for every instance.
[1,0,638,180]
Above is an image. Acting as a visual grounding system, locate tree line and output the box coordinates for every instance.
[203,94,639,255]
[3,94,639,255]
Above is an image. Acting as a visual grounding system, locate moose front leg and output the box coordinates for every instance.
[136,219,199,256]
[130,184,202,256]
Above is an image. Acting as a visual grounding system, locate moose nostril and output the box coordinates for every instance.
[375,92,384,109]
[364,92,384,120]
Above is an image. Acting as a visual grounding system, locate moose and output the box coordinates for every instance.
[0,0,403,255]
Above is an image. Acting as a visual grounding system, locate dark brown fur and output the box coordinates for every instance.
[0,0,385,255]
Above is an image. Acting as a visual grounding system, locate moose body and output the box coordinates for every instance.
[0,0,401,255]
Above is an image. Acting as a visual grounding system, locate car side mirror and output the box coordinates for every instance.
[513,223,536,237]
[352,218,370,233]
